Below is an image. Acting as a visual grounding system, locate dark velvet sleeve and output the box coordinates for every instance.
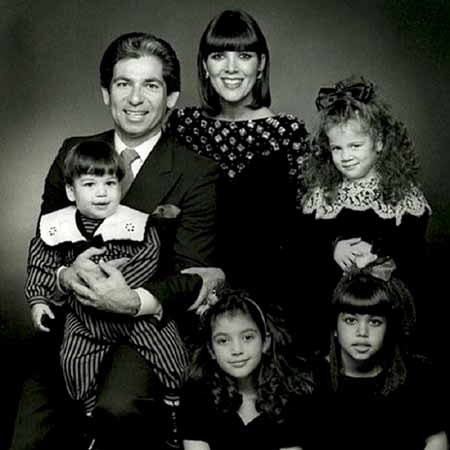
[407,356,449,442]
[179,381,213,444]
[376,212,429,288]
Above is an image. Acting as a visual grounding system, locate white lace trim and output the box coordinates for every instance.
[302,178,431,225]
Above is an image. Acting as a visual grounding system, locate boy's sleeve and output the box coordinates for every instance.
[25,235,62,307]
[119,225,161,290]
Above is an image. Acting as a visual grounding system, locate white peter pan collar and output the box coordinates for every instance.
[39,205,149,246]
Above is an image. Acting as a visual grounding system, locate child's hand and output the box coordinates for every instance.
[334,237,365,271]
[353,241,378,269]
[30,303,55,332]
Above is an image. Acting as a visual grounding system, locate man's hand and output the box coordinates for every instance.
[59,247,107,292]
[59,246,128,295]
[181,267,225,314]
[73,261,140,315]
[30,303,55,332]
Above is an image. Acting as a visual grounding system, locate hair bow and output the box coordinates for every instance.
[315,81,374,111]
[348,257,397,282]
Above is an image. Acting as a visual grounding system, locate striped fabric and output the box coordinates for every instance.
[61,306,188,413]
[25,209,188,413]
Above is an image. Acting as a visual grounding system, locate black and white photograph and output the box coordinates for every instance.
[1,1,449,449]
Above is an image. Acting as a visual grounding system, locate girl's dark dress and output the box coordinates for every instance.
[180,381,305,450]
[169,107,309,311]
[305,356,447,450]
[301,177,431,351]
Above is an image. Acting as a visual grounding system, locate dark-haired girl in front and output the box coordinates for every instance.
[306,270,448,450]
[168,10,310,318]
[181,288,313,450]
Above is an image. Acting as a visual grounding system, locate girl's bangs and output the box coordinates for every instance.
[337,290,392,317]
[209,299,266,337]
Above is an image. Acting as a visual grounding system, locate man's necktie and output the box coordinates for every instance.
[120,148,140,197]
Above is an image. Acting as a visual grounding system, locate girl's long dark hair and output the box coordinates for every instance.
[186,288,313,423]
[328,272,416,395]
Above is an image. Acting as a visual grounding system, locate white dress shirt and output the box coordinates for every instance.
[115,132,163,316]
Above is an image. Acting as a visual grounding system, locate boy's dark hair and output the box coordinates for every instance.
[197,9,271,116]
[64,141,125,185]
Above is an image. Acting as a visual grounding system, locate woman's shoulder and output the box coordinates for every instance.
[270,111,306,125]
[259,112,309,137]
[170,107,307,137]
[170,106,205,125]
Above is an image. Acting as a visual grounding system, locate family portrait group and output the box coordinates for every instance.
[1,1,449,450]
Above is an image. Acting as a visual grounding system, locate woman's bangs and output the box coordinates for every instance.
[205,26,260,54]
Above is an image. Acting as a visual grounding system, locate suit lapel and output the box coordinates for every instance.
[122,133,181,212]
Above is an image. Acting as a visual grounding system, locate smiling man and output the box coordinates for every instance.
[11,32,220,450]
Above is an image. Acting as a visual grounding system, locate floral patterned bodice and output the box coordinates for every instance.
[167,106,310,298]
[168,106,310,200]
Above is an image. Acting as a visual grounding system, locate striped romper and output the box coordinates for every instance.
[26,204,188,413]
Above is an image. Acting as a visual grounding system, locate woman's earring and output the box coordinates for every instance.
[376,138,383,153]
[257,71,262,79]
[205,71,209,79]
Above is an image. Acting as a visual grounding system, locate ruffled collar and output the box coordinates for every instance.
[39,205,149,246]
[302,177,431,225]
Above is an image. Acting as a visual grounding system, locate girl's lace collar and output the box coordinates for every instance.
[303,177,431,225]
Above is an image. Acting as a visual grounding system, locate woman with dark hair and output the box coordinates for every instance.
[169,9,310,316]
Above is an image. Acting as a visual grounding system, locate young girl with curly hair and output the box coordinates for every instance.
[307,269,448,450]
[180,288,313,450]
[300,76,431,353]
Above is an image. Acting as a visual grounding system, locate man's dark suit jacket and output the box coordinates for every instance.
[40,129,219,314]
